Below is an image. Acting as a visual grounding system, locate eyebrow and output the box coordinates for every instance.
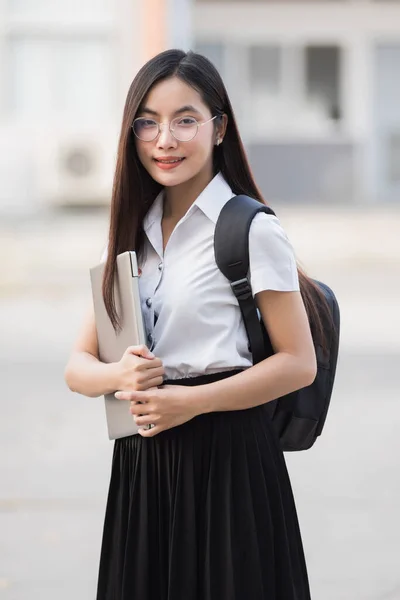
[140,104,202,116]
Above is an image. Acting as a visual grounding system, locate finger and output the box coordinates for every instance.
[131,358,163,373]
[144,365,165,378]
[136,366,164,384]
[126,345,154,360]
[133,414,158,427]
[136,376,164,391]
[144,375,164,389]
[141,358,163,370]
[138,425,161,438]
[115,390,146,402]
[114,391,133,401]
[130,398,152,414]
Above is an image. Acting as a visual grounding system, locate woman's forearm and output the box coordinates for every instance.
[193,353,317,414]
[64,352,118,398]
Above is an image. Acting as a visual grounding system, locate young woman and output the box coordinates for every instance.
[65,49,319,600]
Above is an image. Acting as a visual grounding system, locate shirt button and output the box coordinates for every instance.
[146,298,152,308]
[158,262,163,271]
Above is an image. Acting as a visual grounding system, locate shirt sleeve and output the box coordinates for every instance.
[248,212,300,296]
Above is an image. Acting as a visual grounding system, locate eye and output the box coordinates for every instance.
[139,119,157,129]
[175,117,197,127]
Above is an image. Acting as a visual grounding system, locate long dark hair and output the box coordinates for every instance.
[103,49,330,348]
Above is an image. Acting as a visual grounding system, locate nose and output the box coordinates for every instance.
[156,123,177,149]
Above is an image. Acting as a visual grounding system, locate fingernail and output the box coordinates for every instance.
[114,392,122,399]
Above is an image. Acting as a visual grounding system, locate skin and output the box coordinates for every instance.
[135,76,227,248]
[64,76,317,438]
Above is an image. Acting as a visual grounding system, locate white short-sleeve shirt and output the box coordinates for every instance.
[102,173,299,380]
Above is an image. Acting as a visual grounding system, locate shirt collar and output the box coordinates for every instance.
[143,172,234,232]
[193,172,234,224]
[143,191,164,232]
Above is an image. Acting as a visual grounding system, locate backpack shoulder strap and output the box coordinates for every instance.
[214,195,276,365]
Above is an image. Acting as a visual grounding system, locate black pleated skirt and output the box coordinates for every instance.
[96,371,311,600]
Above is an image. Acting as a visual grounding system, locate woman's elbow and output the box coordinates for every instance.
[301,353,318,388]
[64,363,76,392]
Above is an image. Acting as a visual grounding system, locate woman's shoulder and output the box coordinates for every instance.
[249,210,294,251]
[248,210,299,293]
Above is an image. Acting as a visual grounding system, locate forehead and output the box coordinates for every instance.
[141,76,210,116]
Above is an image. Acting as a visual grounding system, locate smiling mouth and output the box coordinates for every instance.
[154,157,185,164]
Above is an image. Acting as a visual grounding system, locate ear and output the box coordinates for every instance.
[215,114,228,145]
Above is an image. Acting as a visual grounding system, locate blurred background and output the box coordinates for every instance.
[0,0,399,599]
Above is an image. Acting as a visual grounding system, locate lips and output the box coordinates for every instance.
[154,157,185,164]
[153,156,185,171]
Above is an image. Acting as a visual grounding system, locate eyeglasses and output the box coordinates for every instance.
[132,115,217,142]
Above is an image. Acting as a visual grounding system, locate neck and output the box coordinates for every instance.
[163,167,215,220]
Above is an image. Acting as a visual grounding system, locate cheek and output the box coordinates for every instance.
[136,142,151,166]
[189,136,214,162]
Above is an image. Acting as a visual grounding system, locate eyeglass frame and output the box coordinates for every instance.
[131,114,219,142]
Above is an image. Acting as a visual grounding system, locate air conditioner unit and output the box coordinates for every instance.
[38,131,117,206]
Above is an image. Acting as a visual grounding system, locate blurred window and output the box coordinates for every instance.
[247,45,282,133]
[6,36,114,121]
[249,45,281,94]
[305,45,342,123]
[243,43,343,138]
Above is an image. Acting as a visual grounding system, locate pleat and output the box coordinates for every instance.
[96,393,311,600]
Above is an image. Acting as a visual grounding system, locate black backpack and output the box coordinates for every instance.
[214,195,340,452]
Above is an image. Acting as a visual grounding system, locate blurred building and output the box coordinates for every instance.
[195,0,400,205]
[0,0,190,213]
[0,0,134,213]
[1,0,400,210]
[0,0,193,214]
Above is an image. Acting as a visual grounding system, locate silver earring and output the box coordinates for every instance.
[216,139,222,146]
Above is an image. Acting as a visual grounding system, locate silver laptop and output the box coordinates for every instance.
[90,251,146,440]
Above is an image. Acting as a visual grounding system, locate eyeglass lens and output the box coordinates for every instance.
[133,116,200,142]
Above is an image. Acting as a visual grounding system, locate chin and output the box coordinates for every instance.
[148,164,194,188]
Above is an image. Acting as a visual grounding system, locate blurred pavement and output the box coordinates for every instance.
[0,205,399,600]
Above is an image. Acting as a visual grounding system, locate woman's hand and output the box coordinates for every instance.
[114,385,201,437]
[114,345,165,392]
